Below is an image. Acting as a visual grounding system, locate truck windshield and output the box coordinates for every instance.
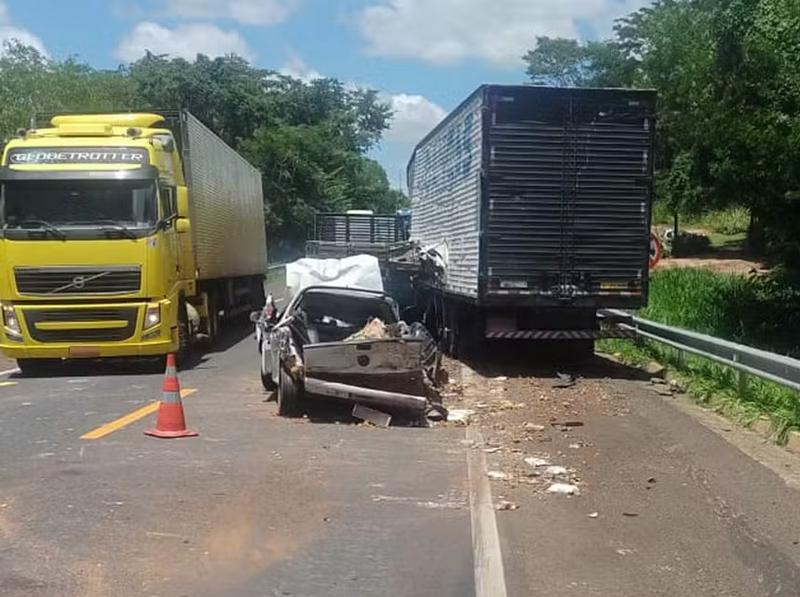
[0,180,158,239]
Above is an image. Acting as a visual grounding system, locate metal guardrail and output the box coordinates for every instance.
[603,310,800,393]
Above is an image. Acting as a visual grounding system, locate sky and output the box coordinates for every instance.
[0,0,649,188]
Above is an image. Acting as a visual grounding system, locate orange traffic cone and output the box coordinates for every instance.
[144,354,198,438]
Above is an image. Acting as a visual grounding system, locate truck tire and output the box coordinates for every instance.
[562,339,595,361]
[16,358,58,377]
[260,344,276,391]
[177,297,191,360]
[277,367,303,417]
[206,292,221,346]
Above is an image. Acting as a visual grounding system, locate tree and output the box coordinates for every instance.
[521,0,800,268]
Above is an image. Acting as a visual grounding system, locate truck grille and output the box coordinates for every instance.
[15,267,141,295]
[23,307,138,343]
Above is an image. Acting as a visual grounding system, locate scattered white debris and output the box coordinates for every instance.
[523,423,546,431]
[615,548,635,556]
[524,457,551,468]
[545,465,569,477]
[493,376,508,382]
[547,483,580,496]
[448,409,475,425]
[483,447,502,454]
[495,500,519,511]
[588,512,599,519]
[569,443,581,449]
[487,471,511,481]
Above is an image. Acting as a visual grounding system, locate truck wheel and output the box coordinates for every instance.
[16,358,57,377]
[277,367,303,417]
[177,298,191,359]
[206,293,221,346]
[562,339,595,361]
[261,344,276,391]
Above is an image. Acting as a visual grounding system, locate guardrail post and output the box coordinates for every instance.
[733,353,748,397]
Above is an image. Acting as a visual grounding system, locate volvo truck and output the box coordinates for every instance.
[0,111,267,373]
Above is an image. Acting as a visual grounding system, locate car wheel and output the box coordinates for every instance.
[261,343,276,391]
[277,367,303,417]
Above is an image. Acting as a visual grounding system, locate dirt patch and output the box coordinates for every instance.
[440,356,635,503]
[657,257,766,276]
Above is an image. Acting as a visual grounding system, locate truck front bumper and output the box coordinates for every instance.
[0,300,179,359]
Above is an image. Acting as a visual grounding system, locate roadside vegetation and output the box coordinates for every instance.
[524,0,800,273]
[0,43,407,262]
[600,267,800,442]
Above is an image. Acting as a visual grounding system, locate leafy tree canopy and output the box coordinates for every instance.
[523,0,800,268]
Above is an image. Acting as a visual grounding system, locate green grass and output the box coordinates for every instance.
[651,205,750,236]
[707,231,746,251]
[599,267,800,442]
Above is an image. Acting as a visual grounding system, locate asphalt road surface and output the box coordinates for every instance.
[0,327,798,596]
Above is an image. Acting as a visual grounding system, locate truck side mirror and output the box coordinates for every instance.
[176,186,190,218]
[175,218,191,234]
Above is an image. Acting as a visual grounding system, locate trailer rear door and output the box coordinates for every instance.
[483,86,655,307]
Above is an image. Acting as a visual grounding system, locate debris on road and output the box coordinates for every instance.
[588,512,599,519]
[487,471,511,481]
[352,404,392,427]
[553,372,578,389]
[524,456,551,468]
[669,379,686,394]
[448,409,475,425]
[495,500,519,511]
[622,512,640,517]
[544,465,569,478]
[523,422,546,431]
[546,483,580,496]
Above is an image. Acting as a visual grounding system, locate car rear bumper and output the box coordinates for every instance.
[303,377,429,415]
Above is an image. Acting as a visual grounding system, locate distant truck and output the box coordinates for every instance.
[0,111,267,373]
[407,85,656,355]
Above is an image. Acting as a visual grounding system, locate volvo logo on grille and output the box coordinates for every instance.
[47,271,111,294]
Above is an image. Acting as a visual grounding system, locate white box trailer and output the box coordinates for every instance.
[179,112,267,280]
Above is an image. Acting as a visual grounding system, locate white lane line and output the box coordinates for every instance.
[466,425,508,597]
[0,367,20,377]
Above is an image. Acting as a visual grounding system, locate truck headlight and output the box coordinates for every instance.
[2,304,22,339]
[144,304,161,329]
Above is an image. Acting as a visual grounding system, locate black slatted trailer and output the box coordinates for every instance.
[407,85,656,354]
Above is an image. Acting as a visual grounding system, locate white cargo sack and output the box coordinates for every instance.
[285,255,384,304]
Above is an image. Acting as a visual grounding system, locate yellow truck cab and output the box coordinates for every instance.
[0,112,267,374]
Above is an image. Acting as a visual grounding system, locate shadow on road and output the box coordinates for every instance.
[10,319,255,379]
[459,341,651,383]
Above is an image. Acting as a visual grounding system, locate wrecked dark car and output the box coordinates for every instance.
[254,286,443,421]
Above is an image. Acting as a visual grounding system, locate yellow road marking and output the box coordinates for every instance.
[0,381,17,387]
[80,388,197,440]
